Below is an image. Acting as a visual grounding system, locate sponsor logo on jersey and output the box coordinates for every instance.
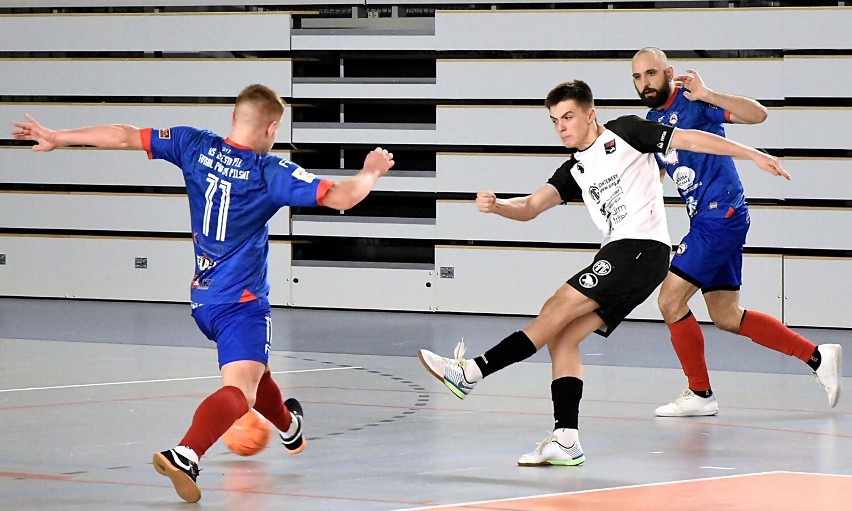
[291,167,317,183]
[676,243,688,255]
[159,128,171,139]
[604,139,616,154]
[592,260,612,276]
[579,273,598,288]
[196,254,216,272]
[673,166,696,190]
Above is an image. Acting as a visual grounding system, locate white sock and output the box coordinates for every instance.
[463,359,483,382]
[174,445,199,464]
[553,428,579,446]
[283,411,300,438]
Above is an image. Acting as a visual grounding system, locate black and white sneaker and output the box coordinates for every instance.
[152,448,201,503]
[280,398,306,455]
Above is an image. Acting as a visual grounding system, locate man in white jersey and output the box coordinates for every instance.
[418,79,789,466]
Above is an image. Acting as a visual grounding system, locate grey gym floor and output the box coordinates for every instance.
[0,297,849,510]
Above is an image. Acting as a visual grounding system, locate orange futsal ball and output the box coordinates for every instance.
[223,410,272,456]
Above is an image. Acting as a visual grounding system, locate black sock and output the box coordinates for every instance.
[473,331,537,378]
[807,346,821,371]
[552,376,583,430]
[691,389,713,398]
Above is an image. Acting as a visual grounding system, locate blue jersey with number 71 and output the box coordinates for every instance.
[142,126,332,305]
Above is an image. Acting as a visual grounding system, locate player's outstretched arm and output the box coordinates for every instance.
[11,114,143,152]
[322,147,394,211]
[476,185,562,222]
[675,69,767,125]
[670,128,790,180]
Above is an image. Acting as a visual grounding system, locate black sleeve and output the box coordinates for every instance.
[604,115,675,154]
[546,158,583,203]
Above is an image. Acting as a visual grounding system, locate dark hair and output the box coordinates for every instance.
[544,80,594,110]
[236,84,286,118]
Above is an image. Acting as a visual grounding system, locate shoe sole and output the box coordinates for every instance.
[518,456,586,467]
[152,452,201,503]
[655,409,719,417]
[825,345,842,408]
[284,437,307,455]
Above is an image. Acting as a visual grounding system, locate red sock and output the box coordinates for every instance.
[668,312,711,392]
[253,371,292,432]
[179,385,248,458]
[738,310,815,363]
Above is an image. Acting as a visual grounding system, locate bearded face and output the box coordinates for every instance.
[637,75,673,109]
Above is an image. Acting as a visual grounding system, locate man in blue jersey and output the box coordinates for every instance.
[11,84,394,502]
[419,79,791,467]
[631,48,842,417]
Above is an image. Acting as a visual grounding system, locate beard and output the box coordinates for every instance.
[638,79,673,109]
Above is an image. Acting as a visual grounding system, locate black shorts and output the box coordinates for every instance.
[566,238,671,337]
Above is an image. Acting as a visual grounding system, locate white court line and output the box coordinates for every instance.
[391,471,783,511]
[0,366,361,393]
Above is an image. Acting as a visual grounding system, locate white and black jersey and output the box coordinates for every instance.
[547,115,675,247]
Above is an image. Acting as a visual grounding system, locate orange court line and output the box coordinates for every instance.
[404,472,852,511]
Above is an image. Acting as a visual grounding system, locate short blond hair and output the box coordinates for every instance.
[235,84,286,119]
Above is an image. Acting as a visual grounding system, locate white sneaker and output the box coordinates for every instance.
[814,344,842,408]
[418,339,477,399]
[517,433,585,466]
[655,389,719,417]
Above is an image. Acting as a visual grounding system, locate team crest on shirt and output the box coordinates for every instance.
[676,243,688,255]
[592,260,612,276]
[604,139,616,154]
[588,185,601,203]
[573,161,585,174]
[668,112,679,125]
[159,128,171,139]
[579,273,598,288]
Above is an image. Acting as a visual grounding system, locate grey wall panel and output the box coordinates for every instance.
[435,8,851,51]
[784,257,852,328]
[1,104,293,144]
[0,235,191,302]
[785,57,852,98]
[434,246,594,315]
[292,218,435,239]
[437,106,849,151]
[0,148,182,186]
[289,266,435,311]
[435,246,782,323]
[774,159,852,201]
[292,125,435,145]
[436,201,602,244]
[291,34,435,51]
[317,170,436,193]
[0,59,293,97]
[0,192,191,232]
[292,81,437,99]
[0,148,293,186]
[436,153,566,194]
[0,13,292,52]
[267,241,292,307]
[745,207,852,251]
[437,59,783,101]
[12,0,355,6]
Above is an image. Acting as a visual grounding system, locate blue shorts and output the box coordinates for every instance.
[191,297,272,368]
[670,206,750,292]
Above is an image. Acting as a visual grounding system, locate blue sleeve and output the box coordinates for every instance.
[698,102,732,124]
[261,155,333,207]
[145,126,205,169]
